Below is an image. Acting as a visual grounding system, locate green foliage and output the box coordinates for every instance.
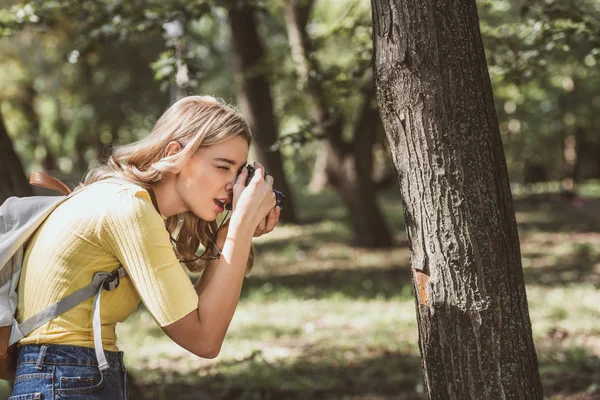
[479,0,600,183]
[0,22,168,177]
[1,0,599,186]
[0,1,242,179]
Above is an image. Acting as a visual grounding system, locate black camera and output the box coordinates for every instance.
[225,164,285,211]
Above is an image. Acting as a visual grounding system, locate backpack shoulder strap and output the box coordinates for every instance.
[9,267,127,346]
[29,172,72,195]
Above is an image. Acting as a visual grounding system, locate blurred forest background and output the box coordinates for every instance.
[0,0,599,399]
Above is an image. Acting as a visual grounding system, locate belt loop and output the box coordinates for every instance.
[119,352,125,373]
[35,345,48,370]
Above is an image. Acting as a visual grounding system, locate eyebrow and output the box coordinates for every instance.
[214,157,247,171]
[214,157,237,165]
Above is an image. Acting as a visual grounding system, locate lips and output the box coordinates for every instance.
[214,198,231,213]
[214,199,225,212]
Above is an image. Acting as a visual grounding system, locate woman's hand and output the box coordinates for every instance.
[216,162,280,246]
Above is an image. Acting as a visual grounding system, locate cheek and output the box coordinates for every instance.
[184,166,221,200]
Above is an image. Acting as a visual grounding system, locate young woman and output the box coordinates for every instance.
[10,95,280,399]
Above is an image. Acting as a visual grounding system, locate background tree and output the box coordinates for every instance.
[0,110,31,203]
[227,1,297,223]
[283,0,393,247]
[372,0,543,398]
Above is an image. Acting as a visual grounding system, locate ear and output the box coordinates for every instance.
[164,141,182,157]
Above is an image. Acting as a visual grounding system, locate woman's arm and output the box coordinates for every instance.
[162,167,279,358]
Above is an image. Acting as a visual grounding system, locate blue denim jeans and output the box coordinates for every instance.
[10,344,128,399]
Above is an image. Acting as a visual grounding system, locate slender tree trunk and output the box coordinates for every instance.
[559,90,579,193]
[371,0,543,398]
[164,18,189,102]
[228,3,297,223]
[285,1,392,246]
[308,146,329,193]
[562,131,577,192]
[0,110,32,203]
[22,82,56,172]
[577,129,600,180]
[523,161,547,184]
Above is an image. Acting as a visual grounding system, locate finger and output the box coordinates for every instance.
[232,167,249,211]
[264,206,280,233]
[256,218,267,235]
[253,161,265,172]
[265,174,274,189]
[253,161,269,180]
[233,167,248,197]
[251,164,264,184]
[235,167,249,186]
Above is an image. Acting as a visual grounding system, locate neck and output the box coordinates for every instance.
[150,174,187,218]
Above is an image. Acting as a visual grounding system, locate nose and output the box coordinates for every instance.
[225,177,235,193]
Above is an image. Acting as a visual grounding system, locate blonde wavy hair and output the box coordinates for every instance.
[79,95,253,273]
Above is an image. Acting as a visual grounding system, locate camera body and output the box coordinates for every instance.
[225,164,285,211]
[245,165,285,208]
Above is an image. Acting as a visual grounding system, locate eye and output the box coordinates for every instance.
[217,166,230,171]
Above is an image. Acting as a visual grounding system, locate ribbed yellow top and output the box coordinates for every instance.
[17,180,199,351]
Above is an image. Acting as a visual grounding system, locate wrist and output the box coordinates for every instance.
[227,213,255,241]
[216,226,228,249]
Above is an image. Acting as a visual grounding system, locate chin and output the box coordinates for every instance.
[189,208,214,222]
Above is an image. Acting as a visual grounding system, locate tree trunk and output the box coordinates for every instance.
[0,110,32,203]
[22,82,56,172]
[285,1,392,247]
[228,3,297,224]
[523,161,548,184]
[307,146,329,193]
[562,131,577,192]
[371,0,543,398]
[577,128,600,180]
[164,18,190,102]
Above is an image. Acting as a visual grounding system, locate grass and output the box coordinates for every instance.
[2,182,599,399]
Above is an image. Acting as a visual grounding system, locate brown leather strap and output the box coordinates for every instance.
[146,187,162,216]
[29,171,72,195]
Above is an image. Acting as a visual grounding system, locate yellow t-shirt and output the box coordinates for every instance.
[17,179,199,351]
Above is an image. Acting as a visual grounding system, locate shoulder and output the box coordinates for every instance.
[86,180,162,222]
[81,178,148,199]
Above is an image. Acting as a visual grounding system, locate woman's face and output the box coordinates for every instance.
[175,135,249,221]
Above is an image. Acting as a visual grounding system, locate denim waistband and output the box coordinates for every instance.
[17,344,125,371]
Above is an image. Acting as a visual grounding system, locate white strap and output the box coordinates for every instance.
[92,282,109,371]
[10,267,127,373]
[91,268,127,372]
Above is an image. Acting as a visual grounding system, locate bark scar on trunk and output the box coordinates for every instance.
[414,269,430,306]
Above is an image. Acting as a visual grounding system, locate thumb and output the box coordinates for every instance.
[232,167,249,211]
[235,166,249,187]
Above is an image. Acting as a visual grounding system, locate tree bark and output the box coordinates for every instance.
[0,110,32,203]
[228,3,297,223]
[371,0,543,398]
[285,1,392,247]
